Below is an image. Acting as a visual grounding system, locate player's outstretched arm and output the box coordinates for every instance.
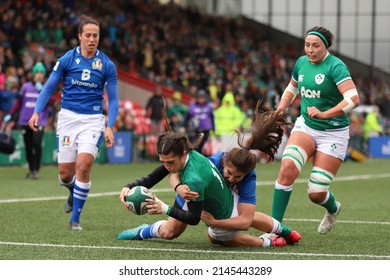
[119,165,170,210]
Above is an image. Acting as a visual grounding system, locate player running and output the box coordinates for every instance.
[28,15,119,231]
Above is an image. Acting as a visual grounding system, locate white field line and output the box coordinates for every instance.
[0,241,389,259]
[1,172,390,204]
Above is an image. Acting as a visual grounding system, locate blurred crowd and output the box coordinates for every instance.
[1,0,390,158]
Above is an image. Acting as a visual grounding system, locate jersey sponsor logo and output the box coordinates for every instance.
[315,74,325,85]
[300,86,320,98]
[92,58,103,70]
[71,78,98,88]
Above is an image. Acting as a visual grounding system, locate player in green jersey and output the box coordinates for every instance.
[116,106,296,247]
[271,26,360,234]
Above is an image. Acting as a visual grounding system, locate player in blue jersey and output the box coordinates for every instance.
[117,103,301,247]
[271,26,360,234]
[28,15,119,231]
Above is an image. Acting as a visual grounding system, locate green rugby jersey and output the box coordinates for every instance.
[180,151,234,220]
[292,53,352,131]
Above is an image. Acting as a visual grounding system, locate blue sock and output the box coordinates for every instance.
[70,180,91,223]
[137,220,165,239]
[59,175,75,195]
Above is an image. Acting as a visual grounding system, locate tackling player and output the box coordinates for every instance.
[117,103,301,247]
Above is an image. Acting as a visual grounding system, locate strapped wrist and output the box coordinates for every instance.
[161,203,171,215]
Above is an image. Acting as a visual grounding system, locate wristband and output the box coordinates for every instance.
[174,183,183,192]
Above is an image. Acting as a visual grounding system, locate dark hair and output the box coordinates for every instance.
[306,26,334,48]
[78,15,99,34]
[157,133,195,156]
[223,100,290,174]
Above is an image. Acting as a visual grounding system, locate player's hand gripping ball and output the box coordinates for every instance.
[125,186,154,215]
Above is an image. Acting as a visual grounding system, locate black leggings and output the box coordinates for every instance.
[22,125,44,173]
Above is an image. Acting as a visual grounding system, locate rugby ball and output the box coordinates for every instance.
[125,186,154,215]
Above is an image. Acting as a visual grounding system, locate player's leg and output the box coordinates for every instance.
[69,150,95,230]
[116,197,189,240]
[56,110,77,214]
[207,228,286,247]
[58,163,76,213]
[310,152,343,234]
[271,130,313,222]
[252,212,301,244]
[311,128,348,234]
[68,114,105,230]
[116,217,188,240]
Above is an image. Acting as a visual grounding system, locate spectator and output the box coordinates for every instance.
[6,62,53,179]
[214,91,245,138]
[145,86,164,134]
[166,91,188,134]
[363,107,383,140]
[186,89,214,154]
[0,80,17,114]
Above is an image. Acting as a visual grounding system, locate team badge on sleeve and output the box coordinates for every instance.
[92,58,103,70]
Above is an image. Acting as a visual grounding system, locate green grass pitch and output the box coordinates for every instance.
[0,158,389,260]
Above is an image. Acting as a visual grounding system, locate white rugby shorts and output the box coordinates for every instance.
[56,109,105,163]
[207,190,241,241]
[291,116,349,161]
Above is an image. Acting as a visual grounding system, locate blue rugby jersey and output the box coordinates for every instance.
[34,46,118,126]
[208,152,256,205]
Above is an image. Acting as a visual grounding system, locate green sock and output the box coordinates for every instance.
[272,218,291,238]
[279,223,292,238]
[321,191,338,214]
[272,187,292,222]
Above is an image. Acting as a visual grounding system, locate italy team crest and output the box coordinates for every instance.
[92,58,103,70]
[315,74,325,85]
[61,136,72,147]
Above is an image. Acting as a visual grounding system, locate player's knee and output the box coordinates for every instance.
[307,167,334,196]
[281,145,308,173]
[59,170,74,184]
[76,162,93,177]
[308,193,326,204]
[160,229,180,240]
